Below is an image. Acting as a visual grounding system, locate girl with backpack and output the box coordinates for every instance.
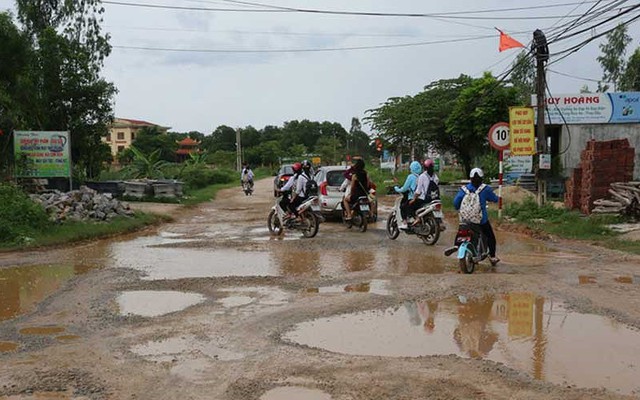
[453,168,500,265]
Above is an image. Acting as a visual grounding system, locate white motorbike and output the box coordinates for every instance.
[242,180,253,196]
[267,195,321,238]
[386,195,445,245]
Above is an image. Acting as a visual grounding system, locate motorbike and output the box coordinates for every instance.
[338,195,371,232]
[242,180,253,196]
[267,195,321,238]
[444,222,496,274]
[386,195,444,245]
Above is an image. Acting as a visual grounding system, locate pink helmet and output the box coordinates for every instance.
[292,162,302,172]
[423,159,434,168]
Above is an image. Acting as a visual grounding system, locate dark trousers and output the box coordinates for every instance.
[289,196,306,215]
[279,193,291,213]
[479,220,497,257]
[411,198,427,217]
[400,198,412,220]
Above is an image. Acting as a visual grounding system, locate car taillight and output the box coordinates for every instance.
[320,181,328,196]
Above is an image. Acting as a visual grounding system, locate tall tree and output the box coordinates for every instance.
[620,48,640,91]
[597,24,632,92]
[12,0,116,179]
[509,50,535,105]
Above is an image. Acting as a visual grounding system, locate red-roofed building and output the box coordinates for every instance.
[103,117,171,159]
[176,137,201,162]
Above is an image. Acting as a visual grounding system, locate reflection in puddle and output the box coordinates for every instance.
[56,335,81,342]
[284,293,640,394]
[1,391,75,399]
[578,275,597,284]
[307,280,390,296]
[260,387,332,400]
[0,341,18,352]
[19,326,66,335]
[117,291,205,317]
[218,296,254,308]
[615,276,637,284]
[0,264,94,322]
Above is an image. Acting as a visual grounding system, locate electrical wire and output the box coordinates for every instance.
[548,68,602,82]
[112,33,498,53]
[545,80,572,155]
[102,0,619,20]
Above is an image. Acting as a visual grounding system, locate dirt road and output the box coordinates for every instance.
[1,178,640,399]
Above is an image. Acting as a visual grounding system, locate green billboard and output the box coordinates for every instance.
[14,131,71,178]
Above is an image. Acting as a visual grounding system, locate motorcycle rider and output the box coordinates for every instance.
[394,160,422,230]
[289,160,313,218]
[453,167,500,265]
[411,159,440,217]
[343,158,369,221]
[241,163,254,189]
[278,162,302,218]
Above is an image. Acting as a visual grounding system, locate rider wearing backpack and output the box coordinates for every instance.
[453,168,500,265]
[343,158,369,221]
[290,160,314,217]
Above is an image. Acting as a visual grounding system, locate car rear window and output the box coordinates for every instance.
[281,166,294,175]
[326,170,345,186]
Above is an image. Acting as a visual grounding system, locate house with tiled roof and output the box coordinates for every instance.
[176,137,201,162]
[103,118,171,159]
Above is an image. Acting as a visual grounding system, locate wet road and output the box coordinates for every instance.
[1,178,640,399]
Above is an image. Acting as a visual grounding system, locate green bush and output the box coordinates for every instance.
[179,166,235,190]
[0,184,51,244]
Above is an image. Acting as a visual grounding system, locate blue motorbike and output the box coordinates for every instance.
[444,222,496,274]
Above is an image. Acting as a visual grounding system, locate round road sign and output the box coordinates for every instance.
[488,122,510,150]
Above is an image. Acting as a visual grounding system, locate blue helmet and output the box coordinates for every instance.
[410,161,422,174]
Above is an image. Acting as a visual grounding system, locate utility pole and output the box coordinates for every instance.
[235,128,242,172]
[533,29,549,206]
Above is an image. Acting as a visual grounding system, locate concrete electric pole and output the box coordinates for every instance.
[236,128,242,172]
[533,29,549,206]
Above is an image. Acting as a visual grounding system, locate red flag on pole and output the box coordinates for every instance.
[497,29,525,52]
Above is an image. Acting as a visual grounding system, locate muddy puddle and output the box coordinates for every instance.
[0,341,18,352]
[116,291,206,317]
[19,326,66,335]
[0,264,94,322]
[260,387,332,400]
[284,293,640,394]
[305,280,390,296]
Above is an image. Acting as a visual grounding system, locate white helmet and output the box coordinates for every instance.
[469,167,484,178]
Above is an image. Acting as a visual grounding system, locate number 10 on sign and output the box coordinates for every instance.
[487,122,510,219]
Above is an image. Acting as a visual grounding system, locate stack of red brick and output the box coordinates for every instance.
[564,139,635,214]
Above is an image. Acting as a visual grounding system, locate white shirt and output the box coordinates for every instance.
[415,172,439,201]
[295,172,311,196]
[281,174,297,191]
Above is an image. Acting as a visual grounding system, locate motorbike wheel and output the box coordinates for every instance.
[419,216,440,246]
[300,211,319,238]
[267,210,284,236]
[459,252,475,274]
[359,212,368,233]
[386,213,400,240]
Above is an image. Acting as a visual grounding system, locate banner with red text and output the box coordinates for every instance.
[509,107,535,156]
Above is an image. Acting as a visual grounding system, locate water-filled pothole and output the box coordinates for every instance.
[131,336,244,362]
[260,386,332,400]
[19,326,66,335]
[117,291,205,317]
[0,341,18,352]
[0,264,95,322]
[218,296,254,308]
[284,293,640,394]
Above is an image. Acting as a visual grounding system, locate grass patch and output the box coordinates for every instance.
[0,212,170,251]
[600,239,640,255]
[181,182,238,206]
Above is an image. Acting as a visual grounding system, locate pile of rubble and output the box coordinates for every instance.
[30,186,135,222]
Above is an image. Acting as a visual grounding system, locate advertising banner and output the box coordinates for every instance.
[509,107,536,156]
[531,92,640,124]
[14,131,71,178]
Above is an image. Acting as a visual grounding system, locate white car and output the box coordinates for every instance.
[314,165,378,221]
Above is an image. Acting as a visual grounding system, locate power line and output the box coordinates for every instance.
[548,68,602,82]
[102,0,617,20]
[112,34,497,53]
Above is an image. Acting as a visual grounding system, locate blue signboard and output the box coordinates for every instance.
[532,92,640,124]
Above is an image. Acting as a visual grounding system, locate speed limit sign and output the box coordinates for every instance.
[488,122,510,151]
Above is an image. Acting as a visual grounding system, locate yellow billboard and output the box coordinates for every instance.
[509,107,536,156]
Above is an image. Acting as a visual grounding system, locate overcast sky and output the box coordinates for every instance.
[1,0,639,133]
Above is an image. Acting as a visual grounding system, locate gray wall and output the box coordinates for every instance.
[560,124,640,179]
